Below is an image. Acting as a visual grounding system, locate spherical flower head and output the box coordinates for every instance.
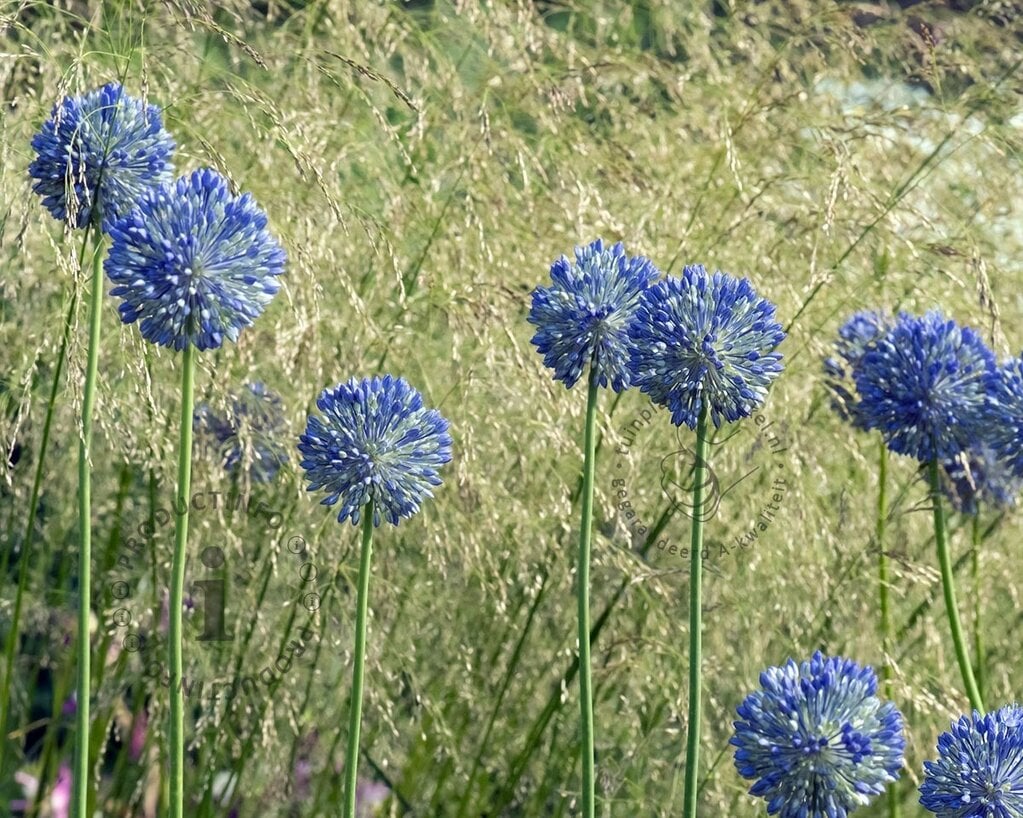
[194,382,289,483]
[854,311,995,463]
[628,265,784,428]
[987,356,1023,479]
[298,376,453,526]
[29,83,175,230]
[920,704,1023,817]
[105,168,286,350]
[823,310,894,430]
[732,651,905,818]
[528,238,660,391]
[941,442,1022,515]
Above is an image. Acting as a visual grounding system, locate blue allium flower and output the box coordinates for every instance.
[105,168,286,350]
[920,705,1023,817]
[941,443,1022,515]
[298,376,452,526]
[853,311,995,463]
[528,238,660,391]
[823,310,893,429]
[627,265,785,428]
[732,651,905,818]
[29,83,175,230]
[194,382,289,483]
[988,356,1023,479]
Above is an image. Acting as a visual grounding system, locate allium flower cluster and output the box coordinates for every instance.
[823,310,893,429]
[194,382,289,483]
[941,443,1022,515]
[628,265,785,428]
[919,705,1023,817]
[854,311,995,463]
[298,376,452,526]
[987,356,1023,479]
[29,83,175,230]
[105,168,286,350]
[732,651,905,818]
[528,238,659,391]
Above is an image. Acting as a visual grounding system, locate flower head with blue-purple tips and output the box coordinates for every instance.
[853,311,995,463]
[824,310,893,429]
[941,442,1022,515]
[29,83,175,231]
[627,265,785,428]
[194,382,289,483]
[731,651,905,818]
[105,168,286,351]
[987,356,1023,479]
[919,704,1023,817]
[298,376,452,526]
[528,238,660,391]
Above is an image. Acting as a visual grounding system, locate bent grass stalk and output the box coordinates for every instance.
[169,342,197,818]
[72,229,105,818]
[576,369,599,818]
[343,500,376,818]
[681,402,709,818]
[927,459,985,713]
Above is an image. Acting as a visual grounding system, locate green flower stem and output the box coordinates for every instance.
[876,441,900,818]
[928,459,984,713]
[72,229,105,818]
[970,513,986,703]
[169,342,196,818]
[682,402,709,818]
[576,370,599,818]
[343,500,376,818]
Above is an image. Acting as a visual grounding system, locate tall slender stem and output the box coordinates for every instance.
[72,231,104,818]
[875,441,900,818]
[682,402,709,818]
[928,459,984,713]
[169,343,196,818]
[576,371,599,818]
[343,500,376,818]
[970,512,985,704]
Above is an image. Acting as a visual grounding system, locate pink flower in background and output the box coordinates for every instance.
[50,764,71,818]
[11,763,71,817]
[130,709,149,761]
[356,780,390,816]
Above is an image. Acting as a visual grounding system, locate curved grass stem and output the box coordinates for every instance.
[681,402,709,818]
[169,343,196,818]
[928,459,984,713]
[72,230,104,818]
[343,500,376,818]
